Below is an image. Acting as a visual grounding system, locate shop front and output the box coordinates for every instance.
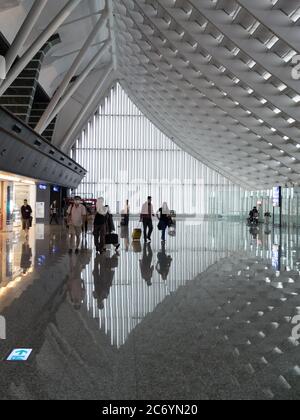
[0,172,36,232]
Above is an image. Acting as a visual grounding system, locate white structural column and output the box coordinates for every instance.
[0,0,83,97]
[46,41,112,126]
[60,65,115,152]
[36,5,109,134]
[4,0,48,74]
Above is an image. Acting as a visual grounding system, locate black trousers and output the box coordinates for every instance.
[143,219,153,240]
[94,224,107,252]
[50,214,59,224]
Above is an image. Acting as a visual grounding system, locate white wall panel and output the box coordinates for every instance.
[73,83,245,215]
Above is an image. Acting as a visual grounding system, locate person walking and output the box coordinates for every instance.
[140,196,154,243]
[67,196,87,254]
[81,202,91,236]
[50,201,59,225]
[21,199,33,237]
[106,205,120,252]
[94,197,108,254]
[157,202,171,243]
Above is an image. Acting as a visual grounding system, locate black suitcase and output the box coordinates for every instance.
[105,233,119,245]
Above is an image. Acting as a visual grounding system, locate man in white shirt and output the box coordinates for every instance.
[140,196,154,243]
[67,196,87,254]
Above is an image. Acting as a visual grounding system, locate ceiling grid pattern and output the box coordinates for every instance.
[112,0,300,189]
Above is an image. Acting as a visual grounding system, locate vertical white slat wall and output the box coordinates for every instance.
[73,83,245,215]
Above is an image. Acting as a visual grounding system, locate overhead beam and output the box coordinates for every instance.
[4,0,48,75]
[60,65,115,152]
[36,5,109,134]
[237,0,300,55]
[45,41,112,128]
[0,0,83,97]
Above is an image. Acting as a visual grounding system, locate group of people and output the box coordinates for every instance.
[140,196,173,243]
[21,195,174,255]
[66,196,120,255]
[248,207,272,226]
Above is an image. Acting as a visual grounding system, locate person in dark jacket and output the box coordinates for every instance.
[106,205,120,252]
[94,198,108,254]
[157,202,171,243]
[21,200,32,236]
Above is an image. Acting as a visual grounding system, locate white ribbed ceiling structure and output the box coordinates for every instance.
[112,0,300,190]
[1,0,300,189]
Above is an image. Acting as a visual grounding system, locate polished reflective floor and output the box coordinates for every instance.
[0,220,300,400]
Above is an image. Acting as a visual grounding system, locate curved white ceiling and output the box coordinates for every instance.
[1,0,300,189]
[111,0,300,189]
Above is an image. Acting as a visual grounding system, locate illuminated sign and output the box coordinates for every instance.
[273,186,281,207]
[38,184,47,191]
[272,244,280,271]
[6,349,32,362]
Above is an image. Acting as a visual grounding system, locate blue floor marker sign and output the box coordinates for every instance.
[6,349,32,362]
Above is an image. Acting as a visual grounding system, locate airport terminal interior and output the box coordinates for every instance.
[1,0,300,401]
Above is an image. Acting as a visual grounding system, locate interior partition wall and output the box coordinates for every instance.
[71,83,245,216]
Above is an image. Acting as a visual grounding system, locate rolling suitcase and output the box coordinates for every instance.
[105,233,119,245]
[132,228,142,241]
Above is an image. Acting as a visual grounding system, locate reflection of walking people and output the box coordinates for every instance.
[156,243,173,281]
[157,202,171,243]
[67,253,86,310]
[50,201,59,225]
[93,254,118,310]
[140,196,154,243]
[21,199,32,237]
[20,240,32,274]
[140,243,154,286]
[94,198,108,254]
[67,197,87,254]
[120,226,130,252]
[121,200,130,226]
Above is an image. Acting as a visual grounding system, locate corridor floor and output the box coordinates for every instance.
[0,220,300,400]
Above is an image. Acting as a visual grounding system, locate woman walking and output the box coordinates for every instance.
[157,202,171,243]
[94,198,108,254]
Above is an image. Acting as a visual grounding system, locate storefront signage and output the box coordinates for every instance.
[36,202,45,219]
